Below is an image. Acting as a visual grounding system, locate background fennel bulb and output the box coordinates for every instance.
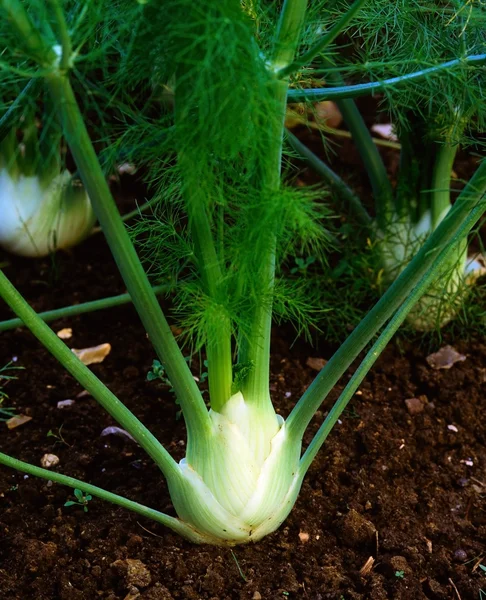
[379,210,486,330]
[0,167,95,257]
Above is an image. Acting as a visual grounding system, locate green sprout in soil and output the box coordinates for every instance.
[47,425,70,447]
[395,570,405,579]
[0,0,485,546]
[64,489,93,513]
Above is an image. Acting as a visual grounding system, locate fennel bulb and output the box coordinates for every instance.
[167,392,303,545]
[379,210,485,330]
[0,168,95,257]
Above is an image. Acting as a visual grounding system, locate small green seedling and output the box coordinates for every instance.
[290,255,316,274]
[395,570,405,579]
[47,425,69,447]
[64,488,92,512]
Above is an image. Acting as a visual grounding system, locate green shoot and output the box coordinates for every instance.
[64,489,93,513]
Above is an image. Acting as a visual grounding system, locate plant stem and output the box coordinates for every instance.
[299,196,485,474]
[287,158,486,441]
[0,269,180,480]
[322,64,393,228]
[395,128,420,221]
[286,54,486,102]
[285,129,371,227]
[240,0,308,413]
[0,284,170,332]
[277,0,368,79]
[431,142,459,228]
[45,73,210,443]
[45,0,72,70]
[176,156,232,412]
[0,452,207,543]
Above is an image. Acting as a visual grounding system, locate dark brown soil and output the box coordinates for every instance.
[0,185,485,598]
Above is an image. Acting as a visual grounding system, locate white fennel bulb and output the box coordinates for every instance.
[0,168,95,257]
[379,210,486,330]
[166,392,304,545]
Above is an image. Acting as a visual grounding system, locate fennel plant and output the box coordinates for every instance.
[0,0,485,546]
[287,0,486,331]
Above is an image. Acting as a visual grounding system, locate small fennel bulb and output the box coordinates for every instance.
[379,210,486,330]
[0,167,95,257]
[167,392,304,545]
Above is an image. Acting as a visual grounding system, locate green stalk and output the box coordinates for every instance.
[322,63,393,228]
[395,128,420,221]
[177,158,233,412]
[287,158,486,441]
[44,74,210,442]
[277,0,368,79]
[0,452,207,543]
[299,196,485,474]
[286,54,486,102]
[45,0,72,71]
[0,269,180,481]
[239,0,308,412]
[430,142,459,228]
[0,284,170,332]
[285,129,371,227]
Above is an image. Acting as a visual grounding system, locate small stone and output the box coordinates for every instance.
[405,396,426,415]
[453,549,467,562]
[252,593,262,600]
[57,399,75,409]
[40,454,60,468]
[101,426,136,443]
[6,414,32,429]
[447,424,459,433]
[71,343,111,366]
[298,531,310,543]
[306,357,327,371]
[426,345,466,370]
[56,328,73,340]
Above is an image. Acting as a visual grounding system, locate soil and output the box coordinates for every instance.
[0,160,485,599]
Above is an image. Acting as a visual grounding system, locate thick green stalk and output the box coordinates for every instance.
[240,0,308,411]
[286,54,486,102]
[287,159,486,441]
[322,64,393,228]
[285,129,371,227]
[277,0,368,79]
[45,74,210,443]
[177,158,233,412]
[0,269,180,481]
[0,284,170,332]
[299,198,485,474]
[0,452,207,543]
[430,143,459,228]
